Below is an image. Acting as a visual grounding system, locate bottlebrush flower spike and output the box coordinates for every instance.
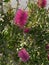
[46,44,49,50]
[48,54,49,60]
[23,28,30,33]
[14,9,28,28]
[18,48,30,62]
[37,0,47,8]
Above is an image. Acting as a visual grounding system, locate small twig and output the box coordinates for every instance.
[0,0,3,13]
[16,0,19,11]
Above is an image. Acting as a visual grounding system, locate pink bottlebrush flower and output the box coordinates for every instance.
[48,54,49,60]
[23,28,30,33]
[14,9,28,28]
[18,48,30,62]
[37,0,47,8]
[46,44,49,50]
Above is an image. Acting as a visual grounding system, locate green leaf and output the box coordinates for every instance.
[4,0,10,2]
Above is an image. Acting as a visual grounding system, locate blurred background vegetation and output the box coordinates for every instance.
[0,0,49,65]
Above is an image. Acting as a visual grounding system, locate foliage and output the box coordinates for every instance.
[4,0,10,2]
